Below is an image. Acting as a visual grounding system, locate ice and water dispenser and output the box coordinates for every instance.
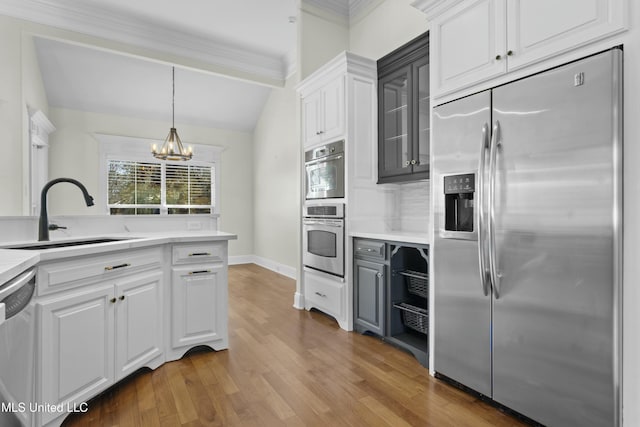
[444,173,475,232]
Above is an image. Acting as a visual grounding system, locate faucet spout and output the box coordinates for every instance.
[39,178,95,241]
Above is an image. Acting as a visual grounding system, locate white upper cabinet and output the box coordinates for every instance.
[506,0,627,70]
[427,0,627,97]
[431,0,506,96]
[301,77,345,147]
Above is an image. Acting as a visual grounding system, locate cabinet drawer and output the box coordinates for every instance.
[354,239,385,261]
[172,242,225,265]
[304,270,343,318]
[37,247,163,296]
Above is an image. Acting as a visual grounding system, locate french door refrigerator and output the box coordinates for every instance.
[432,48,622,427]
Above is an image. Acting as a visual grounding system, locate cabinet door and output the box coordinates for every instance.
[302,91,322,146]
[431,0,506,96]
[38,285,114,426]
[354,259,385,336]
[412,57,430,177]
[506,0,627,71]
[378,65,412,181]
[320,77,345,142]
[171,265,224,348]
[115,271,163,381]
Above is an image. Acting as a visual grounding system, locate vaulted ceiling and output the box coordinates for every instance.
[1,0,374,131]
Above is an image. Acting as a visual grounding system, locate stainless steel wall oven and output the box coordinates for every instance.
[302,203,344,277]
[305,140,345,200]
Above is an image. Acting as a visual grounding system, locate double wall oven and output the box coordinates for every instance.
[303,140,345,277]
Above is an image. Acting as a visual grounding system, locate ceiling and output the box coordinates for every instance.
[9,0,302,132]
[35,37,273,132]
[7,0,374,132]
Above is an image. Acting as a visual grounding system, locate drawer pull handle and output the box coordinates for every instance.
[189,252,211,257]
[315,291,327,298]
[105,263,131,271]
[189,270,211,275]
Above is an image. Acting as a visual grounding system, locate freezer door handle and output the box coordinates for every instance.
[488,120,502,299]
[477,123,490,296]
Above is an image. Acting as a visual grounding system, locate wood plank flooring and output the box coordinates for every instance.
[63,264,526,427]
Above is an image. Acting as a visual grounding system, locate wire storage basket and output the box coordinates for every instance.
[398,270,429,299]
[394,302,428,335]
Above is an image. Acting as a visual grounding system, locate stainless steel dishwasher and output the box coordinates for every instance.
[0,268,37,427]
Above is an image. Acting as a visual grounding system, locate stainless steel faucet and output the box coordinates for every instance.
[39,178,95,241]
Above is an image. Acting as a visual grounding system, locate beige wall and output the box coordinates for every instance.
[298,4,349,81]
[48,107,254,257]
[252,76,299,270]
[0,16,26,215]
[350,0,429,60]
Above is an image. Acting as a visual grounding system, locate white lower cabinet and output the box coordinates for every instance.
[171,265,224,348]
[37,285,114,426]
[115,271,163,380]
[37,270,163,426]
[304,269,346,329]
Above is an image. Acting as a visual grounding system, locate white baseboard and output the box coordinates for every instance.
[229,255,297,280]
[293,292,304,310]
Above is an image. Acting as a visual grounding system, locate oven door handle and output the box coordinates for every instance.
[304,154,343,167]
[303,220,344,227]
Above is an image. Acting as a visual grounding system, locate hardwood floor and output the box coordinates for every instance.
[63,264,526,427]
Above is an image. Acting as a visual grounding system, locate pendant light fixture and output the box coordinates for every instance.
[151,66,193,161]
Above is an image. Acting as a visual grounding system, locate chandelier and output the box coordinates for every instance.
[152,66,193,161]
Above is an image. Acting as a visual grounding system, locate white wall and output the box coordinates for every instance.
[47,107,254,257]
[349,0,428,60]
[252,75,299,272]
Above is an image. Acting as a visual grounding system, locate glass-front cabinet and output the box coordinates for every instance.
[377,32,429,184]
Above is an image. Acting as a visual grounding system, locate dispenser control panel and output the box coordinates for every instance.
[443,173,475,233]
[444,173,475,194]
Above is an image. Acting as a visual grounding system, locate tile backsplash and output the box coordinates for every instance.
[389,181,430,233]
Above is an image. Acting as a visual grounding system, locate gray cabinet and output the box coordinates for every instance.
[354,258,385,336]
[354,238,386,336]
[377,32,430,184]
[353,237,429,368]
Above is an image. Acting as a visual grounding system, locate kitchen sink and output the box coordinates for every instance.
[4,238,131,250]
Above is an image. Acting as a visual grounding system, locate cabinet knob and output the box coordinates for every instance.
[404,160,410,166]
[495,54,502,60]
[507,50,513,56]
[376,272,382,278]
[410,159,417,165]
[110,298,116,304]
[119,295,125,301]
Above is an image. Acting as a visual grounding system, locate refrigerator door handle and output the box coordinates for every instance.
[477,123,490,296]
[488,120,501,299]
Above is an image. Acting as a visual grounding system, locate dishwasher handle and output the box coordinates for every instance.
[0,268,35,302]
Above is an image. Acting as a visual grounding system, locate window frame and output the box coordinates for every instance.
[97,133,221,216]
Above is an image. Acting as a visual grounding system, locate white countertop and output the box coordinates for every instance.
[349,230,430,245]
[0,230,237,284]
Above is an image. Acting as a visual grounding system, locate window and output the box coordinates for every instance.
[107,160,214,215]
[97,134,220,216]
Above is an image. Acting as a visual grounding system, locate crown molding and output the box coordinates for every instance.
[304,0,350,18]
[0,0,288,84]
[301,0,382,26]
[410,0,465,20]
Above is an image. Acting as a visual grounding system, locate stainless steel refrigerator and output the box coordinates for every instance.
[432,48,622,427]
